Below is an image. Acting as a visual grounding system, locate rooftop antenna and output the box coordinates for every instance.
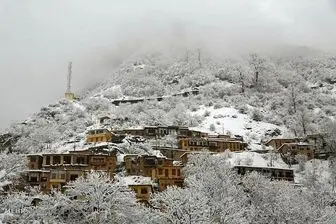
[65,61,75,100]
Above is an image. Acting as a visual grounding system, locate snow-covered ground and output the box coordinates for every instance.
[190,106,289,150]
[220,151,289,169]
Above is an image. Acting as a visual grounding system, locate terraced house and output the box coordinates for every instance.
[86,128,113,143]
[178,135,246,152]
[25,148,117,191]
[124,155,184,191]
[113,126,208,138]
[278,142,315,161]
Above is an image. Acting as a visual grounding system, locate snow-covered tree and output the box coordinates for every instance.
[63,171,141,224]
[248,53,266,86]
[0,153,25,191]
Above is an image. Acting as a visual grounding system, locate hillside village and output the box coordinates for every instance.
[21,120,331,202]
[0,50,336,223]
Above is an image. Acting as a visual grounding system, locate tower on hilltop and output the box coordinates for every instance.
[65,61,75,100]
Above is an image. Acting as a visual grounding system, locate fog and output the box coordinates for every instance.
[0,0,336,130]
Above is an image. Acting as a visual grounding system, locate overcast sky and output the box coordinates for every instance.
[0,0,336,131]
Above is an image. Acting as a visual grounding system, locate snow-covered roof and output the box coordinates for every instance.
[119,176,153,186]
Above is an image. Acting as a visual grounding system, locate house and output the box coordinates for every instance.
[178,137,209,151]
[128,184,154,202]
[278,142,315,161]
[86,129,113,143]
[265,138,297,150]
[207,138,246,152]
[153,159,184,191]
[113,126,208,139]
[234,165,294,181]
[124,154,141,175]
[124,155,184,191]
[305,133,328,156]
[113,128,145,136]
[25,149,117,191]
[155,147,189,161]
[178,136,246,152]
[122,176,154,202]
[24,170,50,192]
[178,127,207,138]
[27,154,43,170]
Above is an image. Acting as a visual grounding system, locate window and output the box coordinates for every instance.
[60,173,66,179]
[165,169,169,177]
[29,173,38,182]
[177,169,181,176]
[70,174,78,181]
[209,142,218,147]
[141,188,148,194]
[63,156,71,164]
[45,156,50,165]
[30,157,36,162]
[92,157,105,164]
[53,156,61,165]
[172,169,176,175]
[76,157,85,164]
[144,158,156,166]
[158,168,163,175]
[51,173,57,179]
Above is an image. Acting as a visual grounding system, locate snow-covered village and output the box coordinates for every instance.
[1,1,336,223]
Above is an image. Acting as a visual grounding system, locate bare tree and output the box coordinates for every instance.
[234,64,248,93]
[197,48,202,68]
[289,84,297,114]
[248,53,265,86]
[298,109,309,136]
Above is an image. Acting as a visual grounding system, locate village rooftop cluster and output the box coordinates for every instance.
[21,121,331,202]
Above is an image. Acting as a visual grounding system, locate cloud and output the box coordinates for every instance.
[0,0,335,130]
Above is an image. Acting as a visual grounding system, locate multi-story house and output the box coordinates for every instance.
[113,126,208,139]
[178,135,246,152]
[124,155,184,191]
[278,142,315,161]
[86,128,113,143]
[265,138,298,150]
[234,165,294,181]
[25,149,117,191]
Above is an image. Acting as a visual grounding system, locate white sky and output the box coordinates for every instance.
[0,0,336,130]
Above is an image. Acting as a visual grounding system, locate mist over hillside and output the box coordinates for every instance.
[1,0,336,130]
[1,1,336,222]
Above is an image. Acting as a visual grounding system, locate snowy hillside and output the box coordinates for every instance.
[190,106,288,150]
